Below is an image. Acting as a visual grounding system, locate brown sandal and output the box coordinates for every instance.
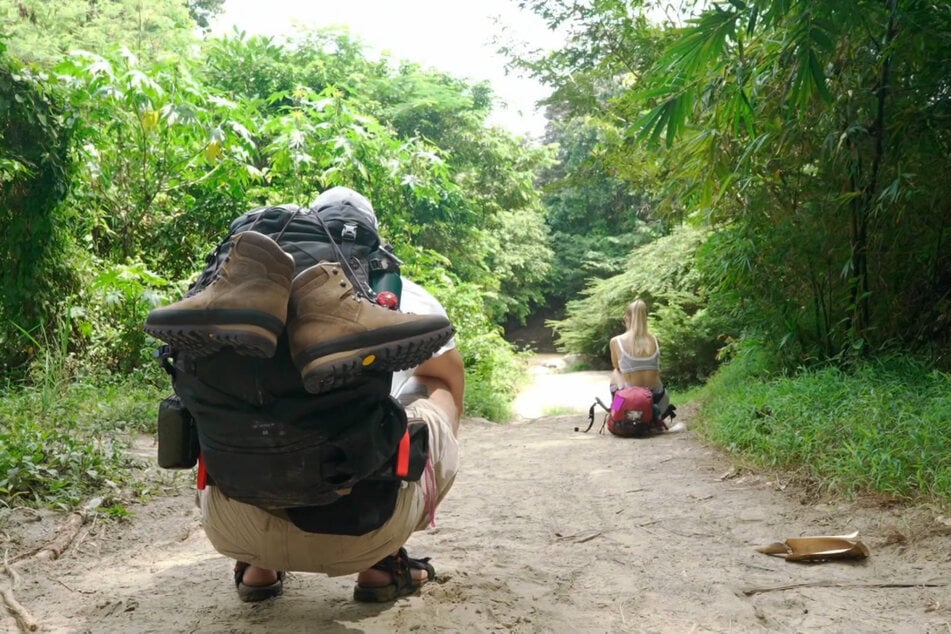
[234,561,285,602]
[353,547,435,602]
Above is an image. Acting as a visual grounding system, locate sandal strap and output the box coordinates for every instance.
[369,547,413,592]
[369,547,436,592]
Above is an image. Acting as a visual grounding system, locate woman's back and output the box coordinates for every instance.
[611,332,661,389]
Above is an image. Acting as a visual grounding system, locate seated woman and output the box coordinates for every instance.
[608,299,670,416]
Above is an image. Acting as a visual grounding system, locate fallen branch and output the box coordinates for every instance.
[555,529,603,544]
[574,531,602,544]
[740,580,947,596]
[1,588,37,632]
[32,513,85,563]
[12,497,101,564]
[2,556,37,632]
[2,498,101,633]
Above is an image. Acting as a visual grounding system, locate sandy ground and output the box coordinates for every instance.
[2,357,950,633]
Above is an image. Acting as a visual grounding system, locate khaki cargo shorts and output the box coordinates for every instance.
[198,398,458,576]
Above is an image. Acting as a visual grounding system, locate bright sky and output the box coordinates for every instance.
[211,0,563,139]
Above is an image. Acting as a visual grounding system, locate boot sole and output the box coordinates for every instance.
[145,321,281,358]
[298,325,455,394]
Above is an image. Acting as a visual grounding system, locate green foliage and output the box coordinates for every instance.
[509,0,673,118]
[83,259,172,373]
[519,0,951,372]
[0,343,163,507]
[699,355,951,500]
[0,51,75,375]
[0,0,199,65]
[409,266,526,422]
[543,405,577,416]
[187,0,224,30]
[538,115,665,305]
[549,225,725,387]
[57,48,247,267]
[628,0,951,364]
[482,207,553,323]
[368,62,493,141]
[0,418,126,507]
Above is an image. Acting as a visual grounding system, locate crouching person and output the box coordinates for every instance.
[146,187,463,603]
[200,326,463,603]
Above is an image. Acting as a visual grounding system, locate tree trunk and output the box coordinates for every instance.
[848,0,898,348]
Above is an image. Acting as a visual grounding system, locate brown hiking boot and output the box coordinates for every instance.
[144,231,295,357]
[288,262,455,394]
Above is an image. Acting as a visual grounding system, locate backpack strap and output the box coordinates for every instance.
[310,210,376,300]
[579,397,611,433]
[581,402,597,433]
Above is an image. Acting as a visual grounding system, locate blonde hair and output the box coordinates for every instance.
[624,299,656,356]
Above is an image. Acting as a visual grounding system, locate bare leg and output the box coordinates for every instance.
[241,565,279,586]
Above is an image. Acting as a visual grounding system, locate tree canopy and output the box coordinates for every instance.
[516,0,951,371]
[0,19,550,418]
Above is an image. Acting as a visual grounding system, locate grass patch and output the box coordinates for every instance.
[668,384,703,407]
[543,405,581,416]
[0,366,166,509]
[562,360,592,372]
[697,354,951,502]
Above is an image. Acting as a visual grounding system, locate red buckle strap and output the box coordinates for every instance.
[395,429,410,478]
[197,452,207,490]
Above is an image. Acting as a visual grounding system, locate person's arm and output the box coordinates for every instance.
[401,348,465,433]
[608,337,623,395]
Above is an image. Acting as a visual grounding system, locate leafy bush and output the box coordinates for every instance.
[549,225,728,387]
[0,347,163,508]
[0,416,128,508]
[699,354,951,501]
[0,49,76,375]
[83,260,173,373]
[409,263,526,422]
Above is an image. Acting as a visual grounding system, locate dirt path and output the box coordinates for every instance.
[3,359,950,633]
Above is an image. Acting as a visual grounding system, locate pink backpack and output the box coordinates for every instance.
[607,386,656,437]
[577,386,672,437]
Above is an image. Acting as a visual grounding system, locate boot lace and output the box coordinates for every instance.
[309,209,377,302]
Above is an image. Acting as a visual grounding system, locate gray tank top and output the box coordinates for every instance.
[617,336,660,373]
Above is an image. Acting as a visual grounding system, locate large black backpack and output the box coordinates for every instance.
[159,203,426,536]
[190,203,402,300]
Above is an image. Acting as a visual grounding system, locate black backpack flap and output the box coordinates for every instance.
[314,396,408,487]
[172,337,404,508]
[177,374,405,508]
[281,411,429,536]
[175,334,391,412]
[191,396,404,508]
[374,420,429,481]
[284,479,400,536]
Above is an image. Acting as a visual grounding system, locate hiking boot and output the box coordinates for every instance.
[288,262,455,394]
[144,231,295,357]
